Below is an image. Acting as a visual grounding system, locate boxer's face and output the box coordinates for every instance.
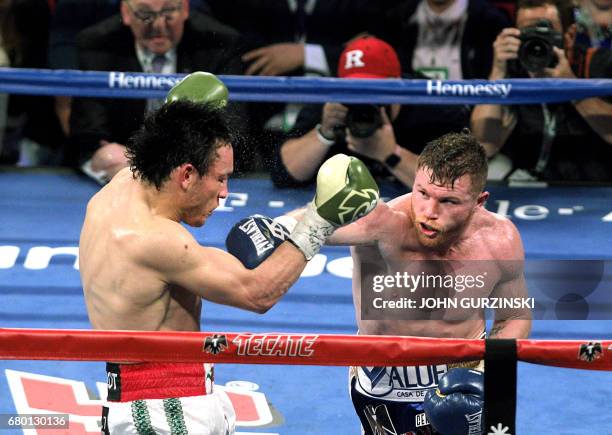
[410,168,485,250]
[121,0,189,55]
[183,144,233,227]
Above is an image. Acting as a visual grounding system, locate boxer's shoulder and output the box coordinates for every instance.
[488,211,521,250]
[386,192,412,211]
[111,217,197,270]
[477,207,519,237]
[86,168,135,210]
[472,209,524,264]
[385,194,414,223]
[142,218,197,252]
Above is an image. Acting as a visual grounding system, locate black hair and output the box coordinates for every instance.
[126,100,233,189]
[417,130,488,194]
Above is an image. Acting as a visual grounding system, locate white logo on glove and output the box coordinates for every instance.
[262,219,291,240]
[337,188,379,225]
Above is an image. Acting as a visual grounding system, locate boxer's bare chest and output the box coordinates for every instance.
[354,223,502,337]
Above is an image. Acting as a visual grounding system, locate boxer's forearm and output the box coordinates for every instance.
[246,243,307,313]
[489,318,531,339]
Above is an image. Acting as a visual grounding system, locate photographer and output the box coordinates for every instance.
[471,0,612,182]
[272,36,469,188]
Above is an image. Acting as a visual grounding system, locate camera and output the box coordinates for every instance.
[518,20,563,72]
[344,104,390,138]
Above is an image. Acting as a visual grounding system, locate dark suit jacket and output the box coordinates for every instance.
[70,11,246,166]
[49,0,212,70]
[375,0,510,79]
[204,0,394,75]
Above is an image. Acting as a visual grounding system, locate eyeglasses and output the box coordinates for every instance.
[125,1,182,24]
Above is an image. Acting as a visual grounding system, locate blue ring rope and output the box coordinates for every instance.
[0,67,610,105]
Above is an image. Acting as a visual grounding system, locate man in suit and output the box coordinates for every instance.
[204,0,395,172]
[70,0,246,183]
[205,0,390,77]
[377,0,510,80]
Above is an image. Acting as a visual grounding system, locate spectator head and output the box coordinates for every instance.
[516,0,575,33]
[337,36,402,120]
[338,36,401,79]
[121,0,189,55]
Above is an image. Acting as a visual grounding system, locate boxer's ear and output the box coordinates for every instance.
[174,163,197,190]
[476,191,489,207]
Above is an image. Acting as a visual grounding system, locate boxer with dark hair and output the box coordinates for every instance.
[79,73,379,434]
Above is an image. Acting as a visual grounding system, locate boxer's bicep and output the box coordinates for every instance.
[488,220,531,338]
[157,236,263,311]
[185,245,260,309]
[489,265,532,338]
[194,243,306,313]
[163,236,305,313]
[491,271,529,306]
[135,228,256,311]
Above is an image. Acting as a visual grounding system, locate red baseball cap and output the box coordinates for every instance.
[338,36,401,79]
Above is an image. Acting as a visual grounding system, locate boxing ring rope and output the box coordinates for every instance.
[0,328,609,371]
[0,67,611,104]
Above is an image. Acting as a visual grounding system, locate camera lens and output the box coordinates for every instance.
[519,38,554,72]
[345,105,383,138]
[517,20,562,73]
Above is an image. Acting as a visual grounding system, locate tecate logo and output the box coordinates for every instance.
[232,334,318,357]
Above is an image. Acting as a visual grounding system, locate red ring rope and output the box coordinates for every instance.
[0,328,609,370]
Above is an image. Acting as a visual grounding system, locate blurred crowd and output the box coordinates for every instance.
[0,0,610,185]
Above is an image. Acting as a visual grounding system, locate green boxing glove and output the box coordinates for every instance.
[165,71,228,109]
[289,154,379,260]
